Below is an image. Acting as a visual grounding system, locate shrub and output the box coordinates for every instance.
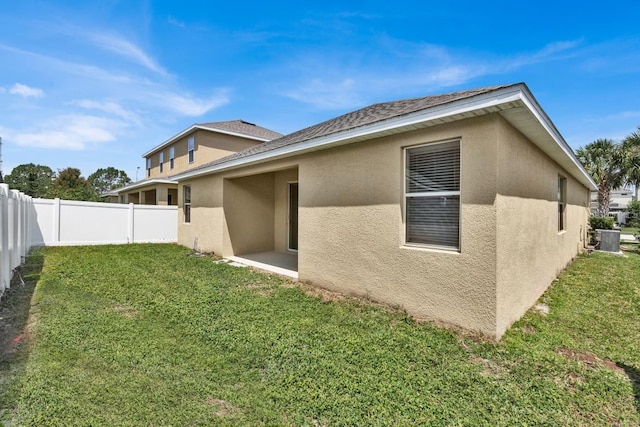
[589,216,614,230]
[626,200,640,227]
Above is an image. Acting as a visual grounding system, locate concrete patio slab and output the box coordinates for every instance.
[227,251,298,279]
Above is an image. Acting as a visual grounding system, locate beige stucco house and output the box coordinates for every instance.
[170,83,596,339]
[110,120,282,205]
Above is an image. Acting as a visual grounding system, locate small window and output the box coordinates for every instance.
[169,146,175,169]
[146,158,151,177]
[188,136,195,164]
[184,185,191,223]
[558,176,567,231]
[159,152,164,173]
[405,140,460,250]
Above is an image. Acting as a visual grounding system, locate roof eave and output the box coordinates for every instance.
[171,84,597,191]
[142,125,272,158]
[112,178,179,193]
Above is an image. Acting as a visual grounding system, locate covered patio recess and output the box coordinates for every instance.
[223,167,299,278]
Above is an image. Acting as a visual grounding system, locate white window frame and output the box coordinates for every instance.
[558,175,567,232]
[188,136,195,164]
[146,158,151,177]
[159,152,164,173]
[403,139,461,252]
[169,146,175,169]
[183,185,191,224]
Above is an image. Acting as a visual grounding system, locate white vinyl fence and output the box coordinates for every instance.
[31,198,177,246]
[1,183,177,297]
[0,184,33,296]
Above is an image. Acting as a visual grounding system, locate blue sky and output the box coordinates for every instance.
[1,1,639,180]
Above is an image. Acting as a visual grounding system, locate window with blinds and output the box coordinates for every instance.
[169,146,175,169]
[188,136,195,163]
[405,140,460,250]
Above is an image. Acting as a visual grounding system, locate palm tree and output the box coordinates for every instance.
[622,127,640,200]
[576,138,625,216]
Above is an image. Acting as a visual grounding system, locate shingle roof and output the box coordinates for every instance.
[197,120,283,141]
[185,84,517,173]
[142,119,282,157]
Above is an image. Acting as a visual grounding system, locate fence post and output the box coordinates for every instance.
[128,203,135,243]
[53,198,61,244]
[16,192,24,262]
[0,184,9,293]
[8,190,17,271]
[21,194,28,258]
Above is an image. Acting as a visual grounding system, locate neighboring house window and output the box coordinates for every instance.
[159,152,164,173]
[169,146,175,169]
[188,136,195,163]
[146,158,151,177]
[558,175,567,232]
[405,140,460,250]
[184,185,191,223]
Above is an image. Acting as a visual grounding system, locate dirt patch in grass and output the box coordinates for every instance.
[555,347,626,375]
[205,397,239,417]
[470,356,507,377]
[245,282,275,297]
[283,281,348,302]
[106,304,139,318]
[0,258,43,360]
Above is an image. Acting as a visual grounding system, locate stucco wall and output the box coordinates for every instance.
[146,130,264,179]
[176,113,589,338]
[177,163,299,255]
[224,173,275,255]
[297,116,500,335]
[495,117,590,336]
[178,174,224,253]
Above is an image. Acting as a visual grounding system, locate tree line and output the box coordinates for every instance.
[576,126,640,221]
[3,164,131,201]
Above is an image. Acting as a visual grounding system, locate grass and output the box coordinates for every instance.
[1,244,639,426]
[621,226,640,235]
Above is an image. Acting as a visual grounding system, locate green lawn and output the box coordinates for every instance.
[1,244,639,426]
[621,226,640,235]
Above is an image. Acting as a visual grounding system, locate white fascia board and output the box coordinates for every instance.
[518,88,598,190]
[113,178,178,193]
[142,125,271,158]
[173,84,597,191]
[173,87,527,181]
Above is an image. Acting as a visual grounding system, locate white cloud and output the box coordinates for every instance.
[0,43,133,84]
[167,15,186,28]
[7,115,124,150]
[158,90,230,116]
[89,33,168,76]
[69,99,141,124]
[278,38,583,110]
[604,111,640,120]
[284,78,363,110]
[9,83,44,98]
[505,39,583,70]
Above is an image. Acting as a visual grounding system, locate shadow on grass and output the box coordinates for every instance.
[0,250,45,420]
[618,363,640,415]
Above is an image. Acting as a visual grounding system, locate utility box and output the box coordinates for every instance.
[598,229,621,253]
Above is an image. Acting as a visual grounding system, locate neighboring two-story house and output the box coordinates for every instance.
[590,187,635,224]
[109,120,282,205]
